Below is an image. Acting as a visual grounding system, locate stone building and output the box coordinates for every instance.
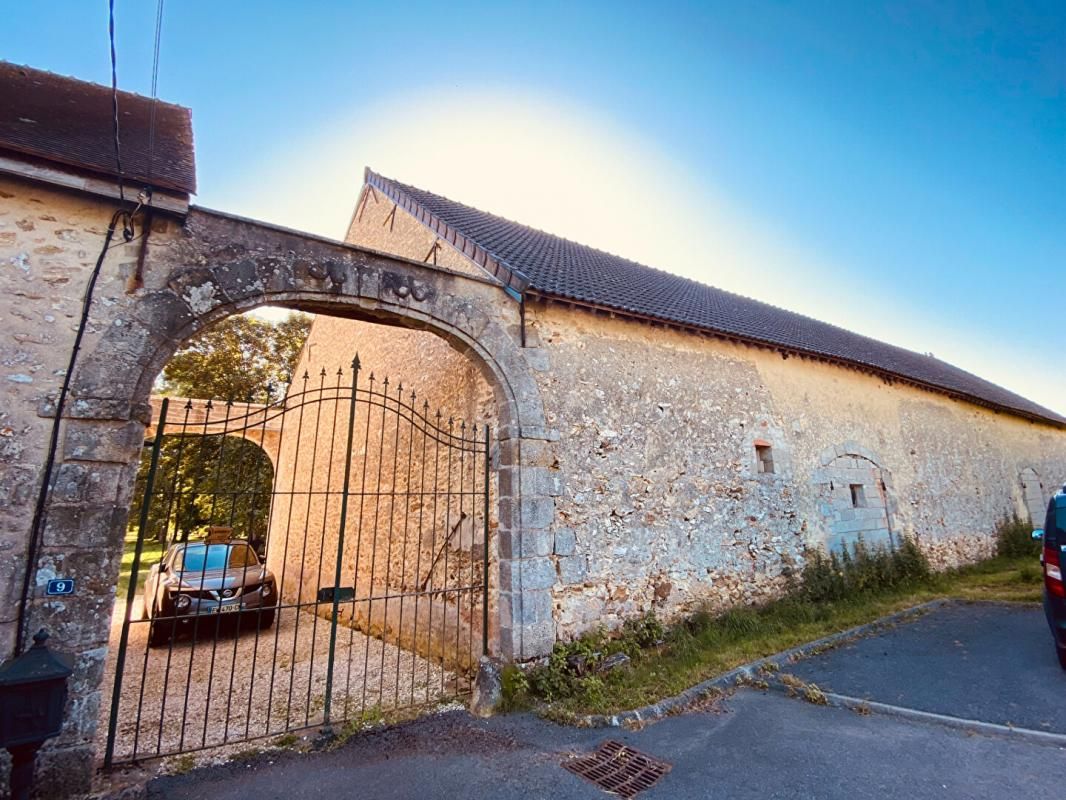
[0,62,1064,795]
[297,168,1066,640]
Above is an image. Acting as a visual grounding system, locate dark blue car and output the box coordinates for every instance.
[1036,484,1066,669]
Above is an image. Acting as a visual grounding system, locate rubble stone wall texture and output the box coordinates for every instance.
[346,184,485,279]
[0,176,143,641]
[525,302,1065,637]
[0,175,160,795]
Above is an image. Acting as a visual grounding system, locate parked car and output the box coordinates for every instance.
[1035,484,1066,669]
[143,539,278,647]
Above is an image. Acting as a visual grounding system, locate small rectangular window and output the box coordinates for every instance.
[755,444,774,474]
[850,484,867,508]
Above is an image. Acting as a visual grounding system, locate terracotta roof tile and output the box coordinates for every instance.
[367,170,1064,426]
[0,62,195,194]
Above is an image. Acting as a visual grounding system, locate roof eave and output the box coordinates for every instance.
[0,148,190,216]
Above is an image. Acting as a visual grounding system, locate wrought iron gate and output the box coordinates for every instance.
[104,357,491,765]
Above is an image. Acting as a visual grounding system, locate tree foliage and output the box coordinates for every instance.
[135,435,274,548]
[133,312,310,548]
[159,312,312,401]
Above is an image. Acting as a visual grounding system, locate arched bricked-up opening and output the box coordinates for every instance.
[1020,467,1046,528]
[26,209,558,778]
[813,443,898,553]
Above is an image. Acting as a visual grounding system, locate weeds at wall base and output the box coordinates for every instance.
[503,523,1040,718]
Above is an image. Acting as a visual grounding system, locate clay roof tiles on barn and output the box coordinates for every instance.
[365,169,1064,427]
[0,62,195,195]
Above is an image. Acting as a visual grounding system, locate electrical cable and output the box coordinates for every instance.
[147,0,164,184]
[14,209,131,653]
[108,0,125,207]
[13,1,153,653]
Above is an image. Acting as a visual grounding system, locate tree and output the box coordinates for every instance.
[159,312,312,401]
[132,311,311,547]
[133,434,274,550]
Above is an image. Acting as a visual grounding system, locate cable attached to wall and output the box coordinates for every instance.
[14,0,161,654]
[14,208,136,653]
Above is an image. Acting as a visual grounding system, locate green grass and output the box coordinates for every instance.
[116,529,165,602]
[504,555,1042,720]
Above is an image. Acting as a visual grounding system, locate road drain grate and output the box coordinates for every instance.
[562,739,672,798]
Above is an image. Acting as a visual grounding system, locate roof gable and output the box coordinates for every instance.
[365,169,1064,427]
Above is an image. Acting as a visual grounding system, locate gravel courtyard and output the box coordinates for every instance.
[102,601,462,763]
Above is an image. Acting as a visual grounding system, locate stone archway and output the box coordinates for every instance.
[814,442,897,553]
[145,395,284,468]
[26,208,558,786]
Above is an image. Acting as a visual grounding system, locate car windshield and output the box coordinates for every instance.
[178,543,259,573]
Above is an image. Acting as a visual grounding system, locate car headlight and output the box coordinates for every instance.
[261,582,273,597]
[174,594,192,610]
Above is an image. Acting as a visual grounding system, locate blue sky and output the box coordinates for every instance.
[4,1,1064,413]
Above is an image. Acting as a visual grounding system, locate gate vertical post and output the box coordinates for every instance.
[482,425,490,656]
[323,356,360,728]
[104,398,169,768]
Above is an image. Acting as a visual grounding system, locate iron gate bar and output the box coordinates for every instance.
[483,425,490,656]
[408,398,429,708]
[105,358,490,765]
[341,367,375,721]
[223,386,276,742]
[103,398,168,768]
[148,397,195,758]
[323,357,359,727]
[244,386,288,742]
[392,386,416,708]
[303,369,343,729]
[288,373,322,729]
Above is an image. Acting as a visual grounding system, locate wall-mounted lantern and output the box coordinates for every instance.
[0,630,74,800]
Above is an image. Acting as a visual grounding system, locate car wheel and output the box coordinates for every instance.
[258,609,275,630]
[1056,645,1066,671]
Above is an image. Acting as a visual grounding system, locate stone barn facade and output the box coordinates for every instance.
[0,62,1064,796]
[294,169,1066,640]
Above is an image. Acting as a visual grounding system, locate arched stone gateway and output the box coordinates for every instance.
[27,208,557,776]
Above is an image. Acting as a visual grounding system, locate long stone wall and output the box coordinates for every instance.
[526,302,1065,636]
[343,194,1066,641]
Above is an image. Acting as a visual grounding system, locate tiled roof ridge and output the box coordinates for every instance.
[383,173,671,274]
[2,61,189,113]
[364,169,1064,427]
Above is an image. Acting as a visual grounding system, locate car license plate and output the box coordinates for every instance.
[215,604,240,614]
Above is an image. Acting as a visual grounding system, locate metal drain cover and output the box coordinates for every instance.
[562,740,672,798]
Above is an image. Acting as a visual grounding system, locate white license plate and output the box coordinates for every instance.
[214,604,240,614]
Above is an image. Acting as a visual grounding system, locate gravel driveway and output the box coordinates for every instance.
[102,601,462,763]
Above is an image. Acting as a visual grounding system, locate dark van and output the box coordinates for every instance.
[1036,484,1066,669]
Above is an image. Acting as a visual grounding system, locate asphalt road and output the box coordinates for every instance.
[149,602,1064,799]
[787,602,1063,733]
[150,689,1059,800]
